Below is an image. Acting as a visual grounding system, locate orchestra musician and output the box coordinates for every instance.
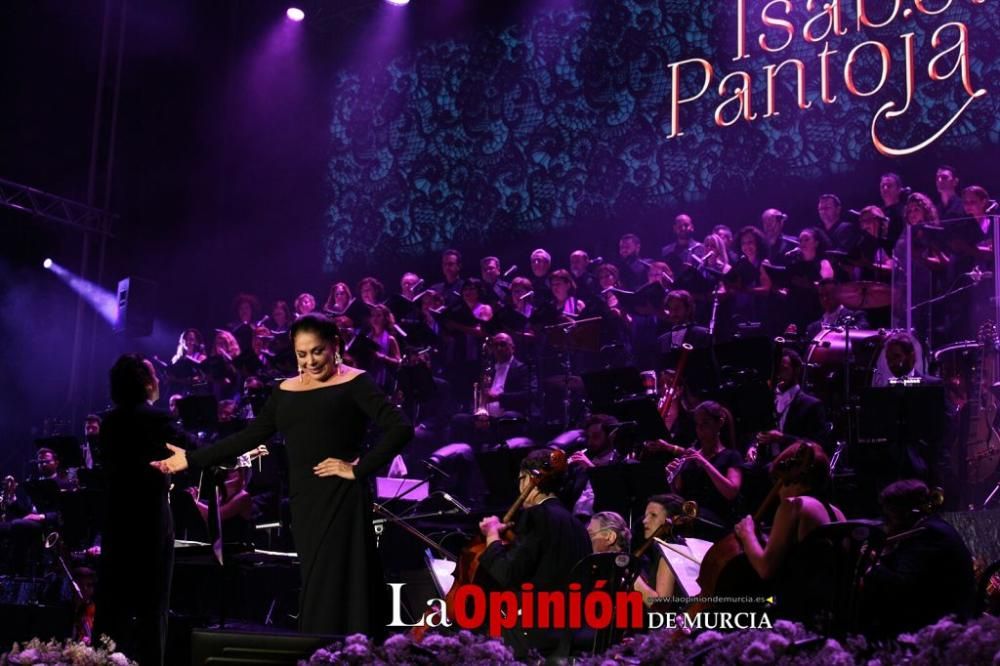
[805,279,869,340]
[665,401,742,536]
[734,440,845,625]
[750,350,829,459]
[587,511,631,554]
[860,479,974,637]
[879,172,907,249]
[657,290,710,353]
[477,448,591,658]
[632,493,686,604]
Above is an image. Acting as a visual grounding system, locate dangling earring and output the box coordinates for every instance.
[334,350,343,368]
[299,366,306,383]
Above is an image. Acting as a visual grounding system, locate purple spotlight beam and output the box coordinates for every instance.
[286,7,305,21]
[386,0,410,6]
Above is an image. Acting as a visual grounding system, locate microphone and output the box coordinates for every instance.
[900,186,913,198]
[588,256,605,266]
[691,250,715,267]
[776,213,788,221]
[784,247,803,258]
[440,491,471,515]
[518,290,534,302]
[393,323,408,338]
[411,279,425,294]
[423,458,450,479]
[503,265,518,278]
[986,200,999,214]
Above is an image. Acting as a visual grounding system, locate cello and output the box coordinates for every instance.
[412,448,568,640]
[688,441,816,614]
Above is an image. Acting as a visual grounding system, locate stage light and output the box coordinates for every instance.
[385,0,410,5]
[286,7,305,21]
[43,258,53,269]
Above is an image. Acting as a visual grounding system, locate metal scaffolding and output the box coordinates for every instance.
[0,177,114,236]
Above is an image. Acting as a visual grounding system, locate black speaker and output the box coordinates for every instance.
[190,628,338,666]
[113,276,157,337]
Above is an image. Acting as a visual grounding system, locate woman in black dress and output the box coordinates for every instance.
[152,314,413,635]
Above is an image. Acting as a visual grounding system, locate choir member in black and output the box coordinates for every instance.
[81,413,101,469]
[617,233,649,290]
[479,256,507,304]
[817,193,861,252]
[734,440,845,625]
[712,224,740,265]
[400,272,422,300]
[528,248,553,298]
[633,494,685,604]
[152,314,412,636]
[761,208,795,266]
[861,479,974,637]
[263,300,294,362]
[750,350,828,462]
[203,329,241,400]
[893,193,947,343]
[294,292,317,318]
[774,227,834,335]
[323,282,352,315]
[665,401,743,536]
[357,276,385,307]
[477,448,591,658]
[587,510,630,554]
[805,279,869,340]
[366,304,402,394]
[879,172,909,249]
[549,269,584,316]
[945,185,994,341]
[658,289,711,354]
[0,473,46,576]
[934,164,964,222]
[722,226,768,334]
[95,354,199,666]
[228,293,260,352]
[661,214,704,279]
[855,206,892,282]
[569,250,599,302]
[167,328,207,396]
[431,249,464,307]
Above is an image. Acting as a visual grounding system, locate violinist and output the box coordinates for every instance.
[733,440,845,623]
[632,494,686,604]
[478,448,591,657]
[665,401,742,536]
[861,479,974,637]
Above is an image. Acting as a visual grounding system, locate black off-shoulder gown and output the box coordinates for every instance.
[187,371,413,635]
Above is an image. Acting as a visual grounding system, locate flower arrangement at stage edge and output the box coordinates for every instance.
[1,635,135,666]
[303,630,521,665]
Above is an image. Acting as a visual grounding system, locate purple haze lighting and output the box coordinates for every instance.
[286,7,305,21]
[385,0,410,5]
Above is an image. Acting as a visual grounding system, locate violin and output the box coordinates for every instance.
[412,449,568,641]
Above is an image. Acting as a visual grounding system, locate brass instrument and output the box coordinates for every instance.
[473,337,495,419]
[658,343,694,421]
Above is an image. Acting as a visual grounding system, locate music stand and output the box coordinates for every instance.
[582,367,645,414]
[589,462,667,526]
[609,396,670,454]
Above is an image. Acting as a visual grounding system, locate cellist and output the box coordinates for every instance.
[477,448,591,658]
[733,440,845,623]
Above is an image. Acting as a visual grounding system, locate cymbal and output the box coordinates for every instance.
[834,281,891,309]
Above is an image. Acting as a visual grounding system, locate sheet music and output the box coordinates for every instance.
[426,550,457,596]
[656,537,713,597]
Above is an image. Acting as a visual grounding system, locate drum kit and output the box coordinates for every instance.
[800,279,1000,505]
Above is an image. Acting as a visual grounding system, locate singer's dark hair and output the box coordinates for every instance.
[619,233,640,245]
[782,349,804,383]
[480,256,499,269]
[289,314,343,352]
[109,353,155,406]
[880,172,903,186]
